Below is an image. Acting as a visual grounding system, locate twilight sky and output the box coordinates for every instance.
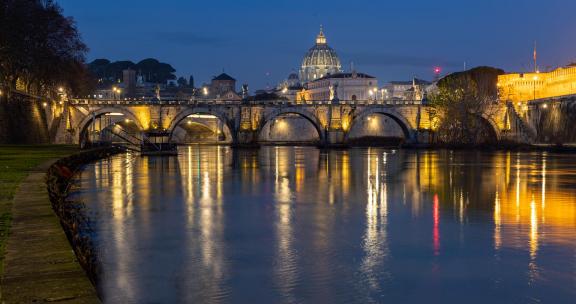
[59,0,576,90]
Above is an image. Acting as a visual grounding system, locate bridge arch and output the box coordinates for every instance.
[77,107,144,144]
[258,107,325,143]
[345,107,414,142]
[78,107,145,133]
[167,107,235,143]
[477,113,501,141]
[434,112,502,144]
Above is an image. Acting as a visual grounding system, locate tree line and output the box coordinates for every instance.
[88,58,178,87]
[0,0,91,97]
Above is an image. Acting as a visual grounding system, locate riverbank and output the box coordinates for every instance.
[0,145,100,303]
[0,145,78,275]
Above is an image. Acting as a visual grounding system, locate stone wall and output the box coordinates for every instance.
[529,99,576,143]
[46,146,125,294]
[0,94,50,144]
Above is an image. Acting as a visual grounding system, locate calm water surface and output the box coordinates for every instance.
[70,146,576,303]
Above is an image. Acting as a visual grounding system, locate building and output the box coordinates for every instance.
[207,73,242,100]
[382,78,431,101]
[299,26,342,83]
[277,73,303,100]
[297,71,378,102]
[498,64,576,103]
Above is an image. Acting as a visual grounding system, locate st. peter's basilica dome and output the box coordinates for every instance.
[299,26,342,83]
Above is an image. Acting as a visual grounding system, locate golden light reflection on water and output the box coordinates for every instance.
[494,190,502,250]
[75,147,576,302]
[274,146,297,299]
[174,145,228,300]
[361,150,390,292]
[495,153,576,250]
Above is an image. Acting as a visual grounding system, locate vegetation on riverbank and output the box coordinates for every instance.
[428,66,504,145]
[0,145,77,275]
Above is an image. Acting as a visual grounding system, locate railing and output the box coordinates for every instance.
[69,98,425,106]
[525,93,576,105]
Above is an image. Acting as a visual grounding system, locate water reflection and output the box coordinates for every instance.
[70,147,576,303]
[358,149,391,299]
[273,147,297,302]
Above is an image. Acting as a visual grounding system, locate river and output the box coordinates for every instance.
[69,146,576,303]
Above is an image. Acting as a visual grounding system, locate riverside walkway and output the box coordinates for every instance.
[1,160,98,303]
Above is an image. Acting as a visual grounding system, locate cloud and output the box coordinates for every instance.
[341,51,462,69]
[154,32,227,47]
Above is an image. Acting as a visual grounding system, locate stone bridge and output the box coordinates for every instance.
[51,98,532,147]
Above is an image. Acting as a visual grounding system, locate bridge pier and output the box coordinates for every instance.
[324,129,346,147]
[235,130,260,147]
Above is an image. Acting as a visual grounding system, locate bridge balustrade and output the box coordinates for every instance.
[69,98,425,107]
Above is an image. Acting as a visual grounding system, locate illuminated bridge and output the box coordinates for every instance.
[51,98,533,147]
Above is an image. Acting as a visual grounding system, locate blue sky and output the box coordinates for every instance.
[58,0,576,89]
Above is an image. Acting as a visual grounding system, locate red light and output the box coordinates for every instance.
[434,67,441,74]
[433,194,440,256]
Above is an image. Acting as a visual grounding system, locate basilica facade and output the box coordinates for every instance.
[278,27,378,103]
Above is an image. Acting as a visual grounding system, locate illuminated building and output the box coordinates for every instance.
[209,73,242,100]
[277,73,302,100]
[297,71,378,102]
[299,26,342,83]
[498,64,576,103]
[291,27,380,102]
[382,78,431,101]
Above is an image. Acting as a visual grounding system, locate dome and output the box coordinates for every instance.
[299,26,342,83]
[301,45,341,68]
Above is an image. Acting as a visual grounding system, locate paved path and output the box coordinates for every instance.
[1,160,99,303]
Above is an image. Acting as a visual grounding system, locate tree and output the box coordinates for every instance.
[135,58,176,84]
[189,75,195,88]
[88,59,111,80]
[0,0,89,96]
[429,67,504,145]
[177,77,188,87]
[87,58,178,89]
